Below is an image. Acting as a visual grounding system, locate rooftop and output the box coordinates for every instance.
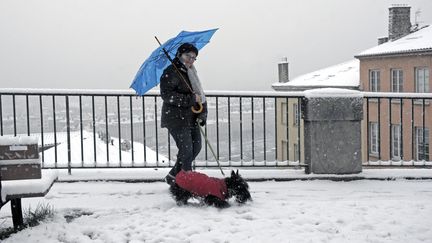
[356,25,432,58]
[272,59,359,91]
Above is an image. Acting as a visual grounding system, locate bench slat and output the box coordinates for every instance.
[1,170,58,203]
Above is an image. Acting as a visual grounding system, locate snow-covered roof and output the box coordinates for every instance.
[272,59,359,91]
[356,25,432,57]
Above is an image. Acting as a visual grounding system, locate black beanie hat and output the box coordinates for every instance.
[176,43,198,57]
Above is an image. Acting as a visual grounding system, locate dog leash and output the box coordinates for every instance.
[197,120,225,176]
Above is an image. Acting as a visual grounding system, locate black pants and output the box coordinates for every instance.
[167,125,202,176]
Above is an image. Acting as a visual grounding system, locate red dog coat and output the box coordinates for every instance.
[175,170,228,201]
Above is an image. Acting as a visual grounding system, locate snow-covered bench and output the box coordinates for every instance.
[0,136,58,229]
[0,170,58,229]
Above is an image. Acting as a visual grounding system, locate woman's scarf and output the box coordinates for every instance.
[188,64,206,104]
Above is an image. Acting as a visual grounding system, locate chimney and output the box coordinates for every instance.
[278,57,289,83]
[378,36,389,45]
[388,4,412,41]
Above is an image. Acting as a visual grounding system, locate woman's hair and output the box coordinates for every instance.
[176,43,198,57]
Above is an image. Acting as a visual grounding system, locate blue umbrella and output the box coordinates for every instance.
[130,28,218,95]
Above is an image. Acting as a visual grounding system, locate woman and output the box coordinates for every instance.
[160,43,207,185]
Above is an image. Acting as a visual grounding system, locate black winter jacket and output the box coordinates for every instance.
[160,58,207,129]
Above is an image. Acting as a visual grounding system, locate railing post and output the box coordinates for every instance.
[66,96,72,175]
[302,89,363,174]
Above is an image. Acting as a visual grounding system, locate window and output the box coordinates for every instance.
[369,122,379,155]
[293,103,299,126]
[415,127,429,161]
[369,70,380,92]
[415,68,430,93]
[282,140,288,161]
[294,143,299,162]
[391,124,401,160]
[391,69,403,92]
[281,102,287,125]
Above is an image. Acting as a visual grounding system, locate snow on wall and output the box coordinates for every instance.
[0,136,38,146]
[304,88,363,98]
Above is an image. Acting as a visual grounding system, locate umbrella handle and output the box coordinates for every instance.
[191,102,203,113]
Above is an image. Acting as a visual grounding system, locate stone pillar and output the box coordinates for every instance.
[301,89,363,174]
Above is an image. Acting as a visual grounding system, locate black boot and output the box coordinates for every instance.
[164,174,176,186]
[165,161,182,185]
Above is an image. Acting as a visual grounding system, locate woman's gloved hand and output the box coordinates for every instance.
[196,102,207,126]
[197,115,206,126]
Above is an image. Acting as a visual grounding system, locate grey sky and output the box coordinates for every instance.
[1,0,431,91]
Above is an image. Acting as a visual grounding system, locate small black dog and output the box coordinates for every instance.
[169,170,252,208]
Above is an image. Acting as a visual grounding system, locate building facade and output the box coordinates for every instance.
[356,25,432,162]
[272,60,359,163]
[273,5,431,164]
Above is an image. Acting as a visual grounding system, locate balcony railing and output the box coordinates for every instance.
[0,89,431,173]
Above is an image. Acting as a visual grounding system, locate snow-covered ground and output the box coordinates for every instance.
[7,131,169,167]
[40,130,169,167]
[1,173,432,242]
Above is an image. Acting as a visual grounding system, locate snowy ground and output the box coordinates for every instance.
[1,175,432,242]
[7,131,169,167]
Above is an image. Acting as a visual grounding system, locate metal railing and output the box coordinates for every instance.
[1,89,431,172]
[0,89,304,173]
[363,92,432,166]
